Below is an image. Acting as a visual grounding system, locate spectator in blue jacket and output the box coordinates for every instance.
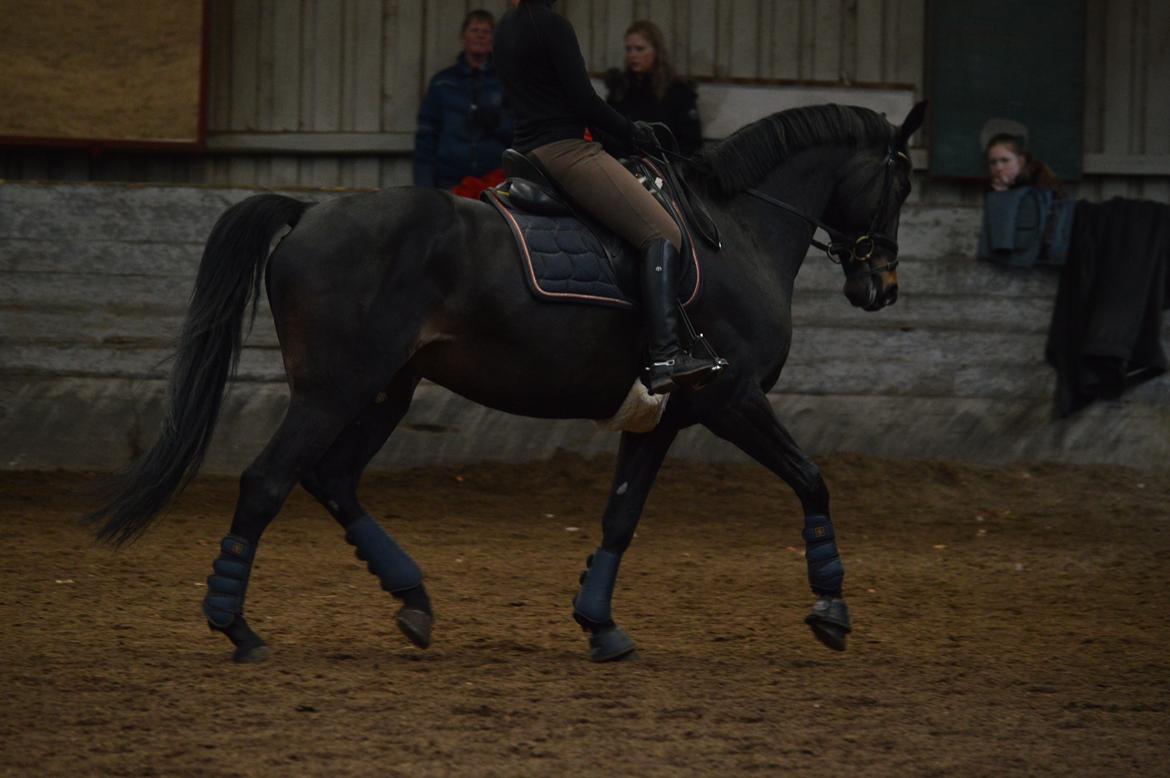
[413,9,514,189]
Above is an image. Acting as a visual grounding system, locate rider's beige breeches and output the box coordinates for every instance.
[530,138,682,252]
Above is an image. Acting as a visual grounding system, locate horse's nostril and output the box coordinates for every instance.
[887,286,899,305]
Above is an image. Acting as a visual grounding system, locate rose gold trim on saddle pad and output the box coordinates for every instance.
[484,185,703,309]
[485,189,633,308]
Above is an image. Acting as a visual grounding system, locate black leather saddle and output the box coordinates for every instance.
[482,149,701,310]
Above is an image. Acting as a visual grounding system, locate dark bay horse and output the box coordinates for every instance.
[85,103,926,663]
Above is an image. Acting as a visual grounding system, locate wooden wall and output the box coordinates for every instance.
[0,0,1167,203]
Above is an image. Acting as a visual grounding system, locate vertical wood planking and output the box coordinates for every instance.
[855,0,884,83]
[268,155,300,187]
[891,0,924,91]
[604,1,636,70]
[587,1,608,67]
[645,0,674,40]
[383,0,425,133]
[1082,0,1106,154]
[270,0,303,130]
[840,0,858,83]
[343,0,384,132]
[1142,0,1169,155]
[766,0,801,79]
[208,0,233,130]
[688,1,717,77]
[230,0,261,130]
[1129,1,1147,153]
[380,157,413,187]
[304,0,343,185]
[257,1,276,130]
[298,0,316,131]
[797,0,815,79]
[561,0,592,68]
[309,1,343,131]
[731,0,760,78]
[1103,0,1135,154]
[424,0,466,87]
[812,0,843,81]
[670,0,692,75]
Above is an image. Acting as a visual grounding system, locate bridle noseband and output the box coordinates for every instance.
[745,145,907,279]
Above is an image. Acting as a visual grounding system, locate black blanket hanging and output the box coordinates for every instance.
[1045,197,1170,416]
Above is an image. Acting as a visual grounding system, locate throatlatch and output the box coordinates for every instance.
[345,514,423,594]
[203,533,256,629]
[802,514,844,594]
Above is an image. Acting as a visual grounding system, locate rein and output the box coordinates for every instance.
[653,137,905,279]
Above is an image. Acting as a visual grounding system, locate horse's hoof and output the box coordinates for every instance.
[807,620,848,651]
[396,607,433,649]
[588,625,636,662]
[804,596,852,652]
[232,642,270,663]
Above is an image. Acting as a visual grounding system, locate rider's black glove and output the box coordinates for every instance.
[631,120,659,151]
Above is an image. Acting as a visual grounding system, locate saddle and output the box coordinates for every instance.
[482,149,702,310]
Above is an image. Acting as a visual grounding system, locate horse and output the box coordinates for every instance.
[84,102,926,663]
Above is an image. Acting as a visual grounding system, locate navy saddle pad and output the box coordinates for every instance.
[482,173,702,310]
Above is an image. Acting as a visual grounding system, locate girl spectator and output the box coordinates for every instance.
[985,133,1063,196]
[603,21,702,155]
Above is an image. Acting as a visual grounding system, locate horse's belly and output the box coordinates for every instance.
[410,339,637,421]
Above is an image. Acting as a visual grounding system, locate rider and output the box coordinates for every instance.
[493,0,720,394]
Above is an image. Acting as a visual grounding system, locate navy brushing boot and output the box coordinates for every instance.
[800,514,852,650]
[345,514,433,648]
[203,533,269,663]
[573,549,637,662]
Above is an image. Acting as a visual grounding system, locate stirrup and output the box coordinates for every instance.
[645,352,723,395]
[673,306,729,388]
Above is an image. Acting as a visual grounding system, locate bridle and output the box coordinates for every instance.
[744,144,908,279]
[649,128,907,281]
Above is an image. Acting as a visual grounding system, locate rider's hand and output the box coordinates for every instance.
[631,121,659,151]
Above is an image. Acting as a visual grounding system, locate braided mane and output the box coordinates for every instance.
[691,104,894,196]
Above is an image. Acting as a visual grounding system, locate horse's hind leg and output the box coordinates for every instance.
[300,371,434,649]
[202,392,362,662]
[703,388,852,651]
[573,422,679,661]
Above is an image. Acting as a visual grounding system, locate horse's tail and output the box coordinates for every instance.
[84,194,312,546]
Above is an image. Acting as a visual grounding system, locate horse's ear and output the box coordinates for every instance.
[895,101,929,148]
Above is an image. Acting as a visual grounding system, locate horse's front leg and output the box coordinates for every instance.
[573,423,678,661]
[703,388,852,651]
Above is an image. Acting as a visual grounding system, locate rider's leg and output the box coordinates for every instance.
[640,237,722,394]
[529,139,720,391]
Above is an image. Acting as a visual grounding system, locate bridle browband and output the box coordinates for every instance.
[744,144,907,278]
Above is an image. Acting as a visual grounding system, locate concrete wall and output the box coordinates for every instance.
[2,181,1167,474]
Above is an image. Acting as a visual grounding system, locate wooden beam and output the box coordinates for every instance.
[205,132,414,154]
[1082,154,1170,175]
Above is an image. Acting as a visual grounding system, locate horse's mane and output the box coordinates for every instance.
[690,104,894,196]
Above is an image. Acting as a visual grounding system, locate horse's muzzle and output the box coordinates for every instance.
[843,263,899,311]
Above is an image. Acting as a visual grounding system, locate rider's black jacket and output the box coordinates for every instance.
[605,70,702,156]
[493,0,634,153]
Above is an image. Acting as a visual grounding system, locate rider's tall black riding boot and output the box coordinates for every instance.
[642,238,721,394]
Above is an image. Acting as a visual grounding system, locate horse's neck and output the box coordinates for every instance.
[702,145,842,281]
